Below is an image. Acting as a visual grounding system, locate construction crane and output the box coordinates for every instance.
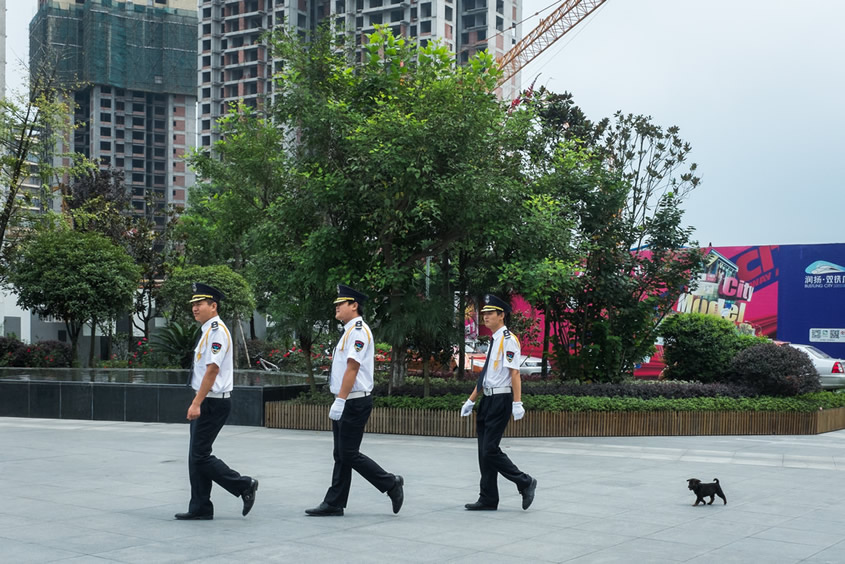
[497,0,608,87]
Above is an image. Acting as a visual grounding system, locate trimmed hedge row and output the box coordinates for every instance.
[374,378,758,400]
[288,390,845,413]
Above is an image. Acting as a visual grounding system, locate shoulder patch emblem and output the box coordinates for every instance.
[503,329,511,339]
[211,342,222,354]
[211,321,219,330]
[506,351,515,362]
[354,340,365,352]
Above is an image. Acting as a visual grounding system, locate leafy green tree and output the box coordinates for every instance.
[403,260,459,396]
[499,146,582,378]
[184,100,330,389]
[268,25,526,387]
[182,103,294,288]
[124,211,178,340]
[250,200,337,392]
[67,168,130,239]
[6,222,141,364]
[67,168,178,363]
[67,167,133,365]
[0,67,94,264]
[517,91,703,382]
[158,265,255,367]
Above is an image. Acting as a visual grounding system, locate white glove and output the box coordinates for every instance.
[460,399,475,417]
[512,401,525,421]
[329,397,346,420]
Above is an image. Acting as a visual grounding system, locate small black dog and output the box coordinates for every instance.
[687,478,727,506]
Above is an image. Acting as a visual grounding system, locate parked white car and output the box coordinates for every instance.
[788,344,845,390]
[518,356,544,377]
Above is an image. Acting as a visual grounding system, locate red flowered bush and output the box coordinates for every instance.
[0,337,73,367]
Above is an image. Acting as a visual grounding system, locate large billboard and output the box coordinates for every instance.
[669,243,845,359]
[466,243,845,374]
[777,244,845,357]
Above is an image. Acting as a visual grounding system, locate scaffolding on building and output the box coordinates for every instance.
[30,0,196,96]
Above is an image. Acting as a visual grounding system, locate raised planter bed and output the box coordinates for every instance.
[265,403,845,437]
[0,368,318,426]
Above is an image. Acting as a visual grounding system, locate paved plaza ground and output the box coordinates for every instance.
[2,416,845,563]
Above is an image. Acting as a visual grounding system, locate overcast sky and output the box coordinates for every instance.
[6,1,844,247]
[520,0,845,247]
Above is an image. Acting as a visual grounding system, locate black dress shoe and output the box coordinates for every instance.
[305,502,344,516]
[387,475,404,514]
[464,501,497,511]
[174,512,213,520]
[241,478,259,516]
[521,477,537,510]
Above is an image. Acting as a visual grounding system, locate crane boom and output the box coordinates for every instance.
[497,0,608,87]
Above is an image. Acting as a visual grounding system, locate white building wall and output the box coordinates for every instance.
[0,288,33,342]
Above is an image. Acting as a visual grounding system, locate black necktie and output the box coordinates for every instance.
[475,337,495,394]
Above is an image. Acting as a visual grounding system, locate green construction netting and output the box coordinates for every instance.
[30,0,197,96]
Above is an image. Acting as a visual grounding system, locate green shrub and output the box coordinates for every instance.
[286,389,845,413]
[730,342,820,396]
[152,321,202,369]
[0,337,73,367]
[735,333,770,351]
[286,390,334,406]
[30,340,74,367]
[126,337,174,368]
[660,313,756,383]
[245,338,330,373]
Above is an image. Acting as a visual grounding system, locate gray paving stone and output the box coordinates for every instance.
[4,417,845,563]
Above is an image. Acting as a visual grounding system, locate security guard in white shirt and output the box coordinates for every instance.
[305,285,404,516]
[460,294,537,511]
[175,283,258,521]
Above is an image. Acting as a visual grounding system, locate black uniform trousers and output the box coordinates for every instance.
[476,393,532,507]
[323,395,395,508]
[188,397,251,515]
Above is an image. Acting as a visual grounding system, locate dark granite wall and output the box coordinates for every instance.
[0,381,309,426]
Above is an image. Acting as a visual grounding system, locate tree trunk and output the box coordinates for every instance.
[300,333,317,394]
[422,356,430,398]
[88,318,97,368]
[390,346,407,389]
[106,322,113,361]
[128,325,134,364]
[232,315,244,369]
[249,315,256,340]
[541,307,550,379]
[67,320,82,368]
[457,289,467,381]
[456,252,469,380]
[388,279,407,389]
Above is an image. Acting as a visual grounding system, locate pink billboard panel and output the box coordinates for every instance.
[675,245,779,338]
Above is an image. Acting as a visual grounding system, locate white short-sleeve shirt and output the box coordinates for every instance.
[482,325,521,389]
[191,315,234,393]
[330,316,374,395]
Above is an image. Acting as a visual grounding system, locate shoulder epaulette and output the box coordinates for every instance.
[355,320,363,330]
[211,321,219,330]
[503,329,511,339]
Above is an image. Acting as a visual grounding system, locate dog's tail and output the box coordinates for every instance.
[713,478,719,483]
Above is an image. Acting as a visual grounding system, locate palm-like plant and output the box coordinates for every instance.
[152,321,202,369]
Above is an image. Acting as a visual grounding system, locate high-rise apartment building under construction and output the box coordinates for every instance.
[198,0,522,147]
[29,0,198,223]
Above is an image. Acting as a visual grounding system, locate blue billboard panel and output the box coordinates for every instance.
[777,243,845,359]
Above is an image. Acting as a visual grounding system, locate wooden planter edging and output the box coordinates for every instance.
[265,403,845,437]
